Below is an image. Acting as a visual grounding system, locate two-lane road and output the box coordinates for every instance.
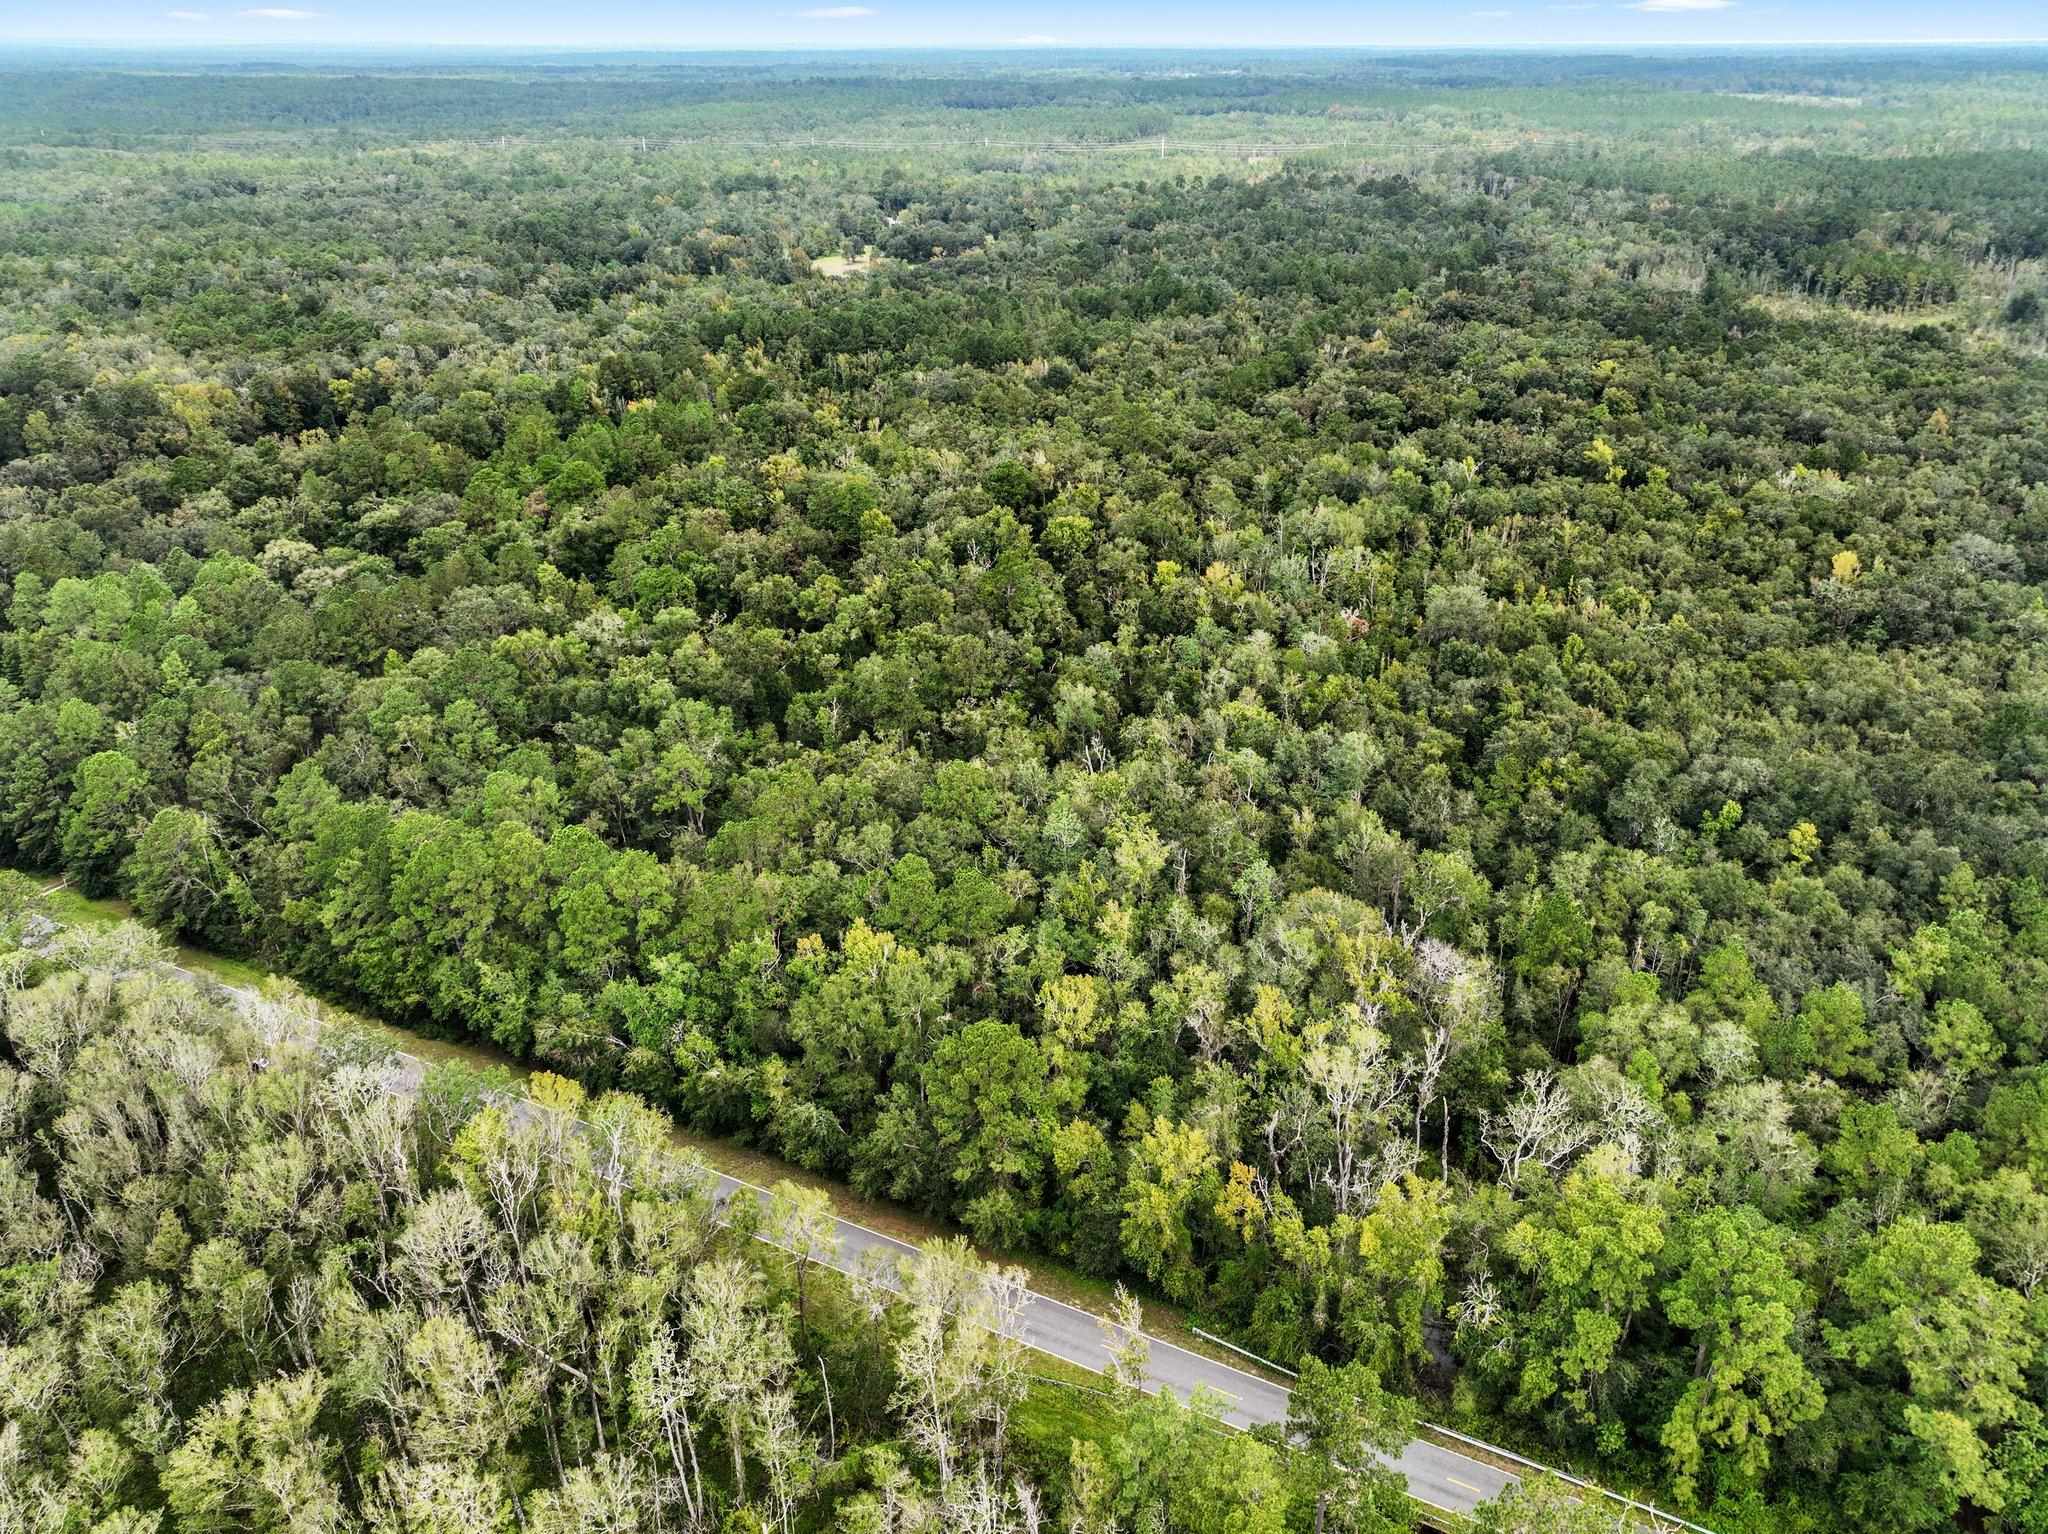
[713,1171,1520,1520]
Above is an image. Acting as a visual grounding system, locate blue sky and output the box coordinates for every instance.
[3,0,2045,48]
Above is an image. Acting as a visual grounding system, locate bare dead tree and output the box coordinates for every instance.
[1481,1069,1596,1187]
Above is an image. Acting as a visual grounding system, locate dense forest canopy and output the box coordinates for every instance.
[2,47,2047,1534]
[4,928,1422,1533]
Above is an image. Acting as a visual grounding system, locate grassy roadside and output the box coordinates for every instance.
[33,878,272,989]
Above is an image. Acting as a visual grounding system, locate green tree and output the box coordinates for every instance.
[160,1370,345,1534]
[1121,1118,1219,1305]
[1830,1217,2031,1526]
[764,1178,839,1349]
[126,806,233,937]
[1284,1358,1417,1534]
[1657,1207,1823,1503]
[1461,1473,1625,1534]
[62,749,150,894]
[1501,1144,1667,1421]
[926,1019,1074,1247]
[1345,1174,1454,1380]
[1086,1385,1290,1534]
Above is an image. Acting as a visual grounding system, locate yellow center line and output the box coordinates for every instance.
[1447,1476,1486,1496]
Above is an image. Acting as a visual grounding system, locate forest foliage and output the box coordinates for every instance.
[3,921,1420,1532]
[3,47,2048,1533]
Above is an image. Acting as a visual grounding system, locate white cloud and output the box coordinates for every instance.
[239,6,319,16]
[1626,0,1736,10]
[797,5,876,16]
[166,7,209,17]
[1471,9,1511,16]
[1007,33,1066,44]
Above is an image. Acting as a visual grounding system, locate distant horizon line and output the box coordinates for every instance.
[6,38,2048,53]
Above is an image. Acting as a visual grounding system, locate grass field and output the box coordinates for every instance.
[810,250,883,278]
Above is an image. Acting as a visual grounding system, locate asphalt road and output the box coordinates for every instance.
[712,1170,1521,1520]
